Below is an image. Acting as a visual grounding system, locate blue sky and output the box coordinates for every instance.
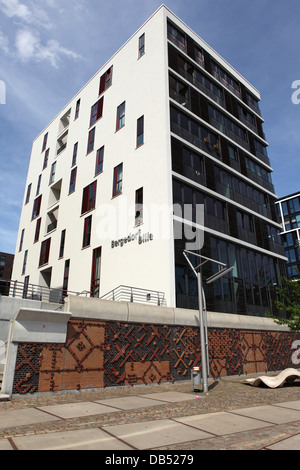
[0,0,299,255]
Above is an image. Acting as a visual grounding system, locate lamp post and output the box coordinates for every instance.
[183,250,234,393]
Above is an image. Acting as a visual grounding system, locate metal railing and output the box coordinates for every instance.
[101,285,166,306]
[0,279,90,305]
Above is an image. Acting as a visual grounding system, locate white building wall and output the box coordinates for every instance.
[12,6,177,306]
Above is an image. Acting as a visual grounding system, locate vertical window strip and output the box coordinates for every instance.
[113,163,123,197]
[95,146,104,175]
[137,115,144,147]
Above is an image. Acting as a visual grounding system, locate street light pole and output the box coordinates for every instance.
[197,269,209,393]
[183,249,233,394]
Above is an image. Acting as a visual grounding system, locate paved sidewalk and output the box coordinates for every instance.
[0,376,300,450]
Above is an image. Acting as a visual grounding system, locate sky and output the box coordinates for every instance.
[0,0,300,255]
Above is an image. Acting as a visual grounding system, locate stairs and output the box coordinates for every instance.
[0,364,10,401]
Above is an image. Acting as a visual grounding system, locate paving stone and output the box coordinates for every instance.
[175,411,271,435]
[105,418,213,449]
[0,408,60,429]
[266,433,300,450]
[12,428,132,450]
[232,405,300,425]
[36,401,120,419]
[95,396,166,410]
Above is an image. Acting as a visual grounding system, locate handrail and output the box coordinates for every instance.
[0,279,91,305]
[101,285,166,306]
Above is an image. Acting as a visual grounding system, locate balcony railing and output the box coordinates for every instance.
[101,285,166,306]
[0,279,90,305]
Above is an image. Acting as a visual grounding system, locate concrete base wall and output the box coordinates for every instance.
[1,295,298,397]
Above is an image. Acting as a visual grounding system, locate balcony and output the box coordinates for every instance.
[170,121,221,160]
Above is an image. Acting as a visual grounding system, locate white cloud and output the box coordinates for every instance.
[0,0,33,23]
[14,28,81,67]
[0,0,82,67]
[0,29,9,54]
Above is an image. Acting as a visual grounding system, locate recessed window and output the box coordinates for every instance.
[72,142,78,166]
[69,167,77,194]
[99,66,113,95]
[87,127,96,154]
[95,146,104,175]
[36,174,42,196]
[25,183,32,205]
[42,132,48,152]
[135,187,143,226]
[91,246,101,298]
[82,215,92,248]
[19,229,25,252]
[90,97,104,127]
[39,238,51,267]
[22,250,28,275]
[81,181,97,214]
[59,229,66,258]
[49,161,56,185]
[75,99,81,120]
[34,218,41,243]
[137,115,144,147]
[32,195,42,220]
[43,148,49,170]
[62,259,70,298]
[112,163,123,197]
[116,102,125,131]
[138,33,145,58]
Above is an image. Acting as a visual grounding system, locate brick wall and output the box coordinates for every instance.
[12,318,300,395]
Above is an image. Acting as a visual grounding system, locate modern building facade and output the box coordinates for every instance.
[276,192,300,279]
[12,5,286,316]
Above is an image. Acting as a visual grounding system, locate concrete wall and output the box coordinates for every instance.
[2,295,297,398]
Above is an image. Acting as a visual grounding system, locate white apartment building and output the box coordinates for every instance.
[12,5,286,315]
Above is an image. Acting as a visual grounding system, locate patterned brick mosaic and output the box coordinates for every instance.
[12,319,300,394]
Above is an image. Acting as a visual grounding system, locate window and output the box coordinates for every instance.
[43,148,49,170]
[95,146,104,175]
[49,161,56,185]
[34,218,41,243]
[32,195,42,220]
[25,183,31,204]
[19,229,25,252]
[81,181,97,214]
[87,127,95,154]
[23,276,29,298]
[138,33,145,58]
[69,167,77,194]
[36,174,42,196]
[39,238,51,267]
[90,97,104,126]
[62,259,70,297]
[59,229,66,258]
[91,246,101,297]
[22,250,28,275]
[135,187,143,226]
[72,142,78,166]
[99,66,113,95]
[112,163,123,197]
[83,215,92,247]
[116,102,125,131]
[136,115,144,147]
[42,132,48,152]
[75,99,80,120]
